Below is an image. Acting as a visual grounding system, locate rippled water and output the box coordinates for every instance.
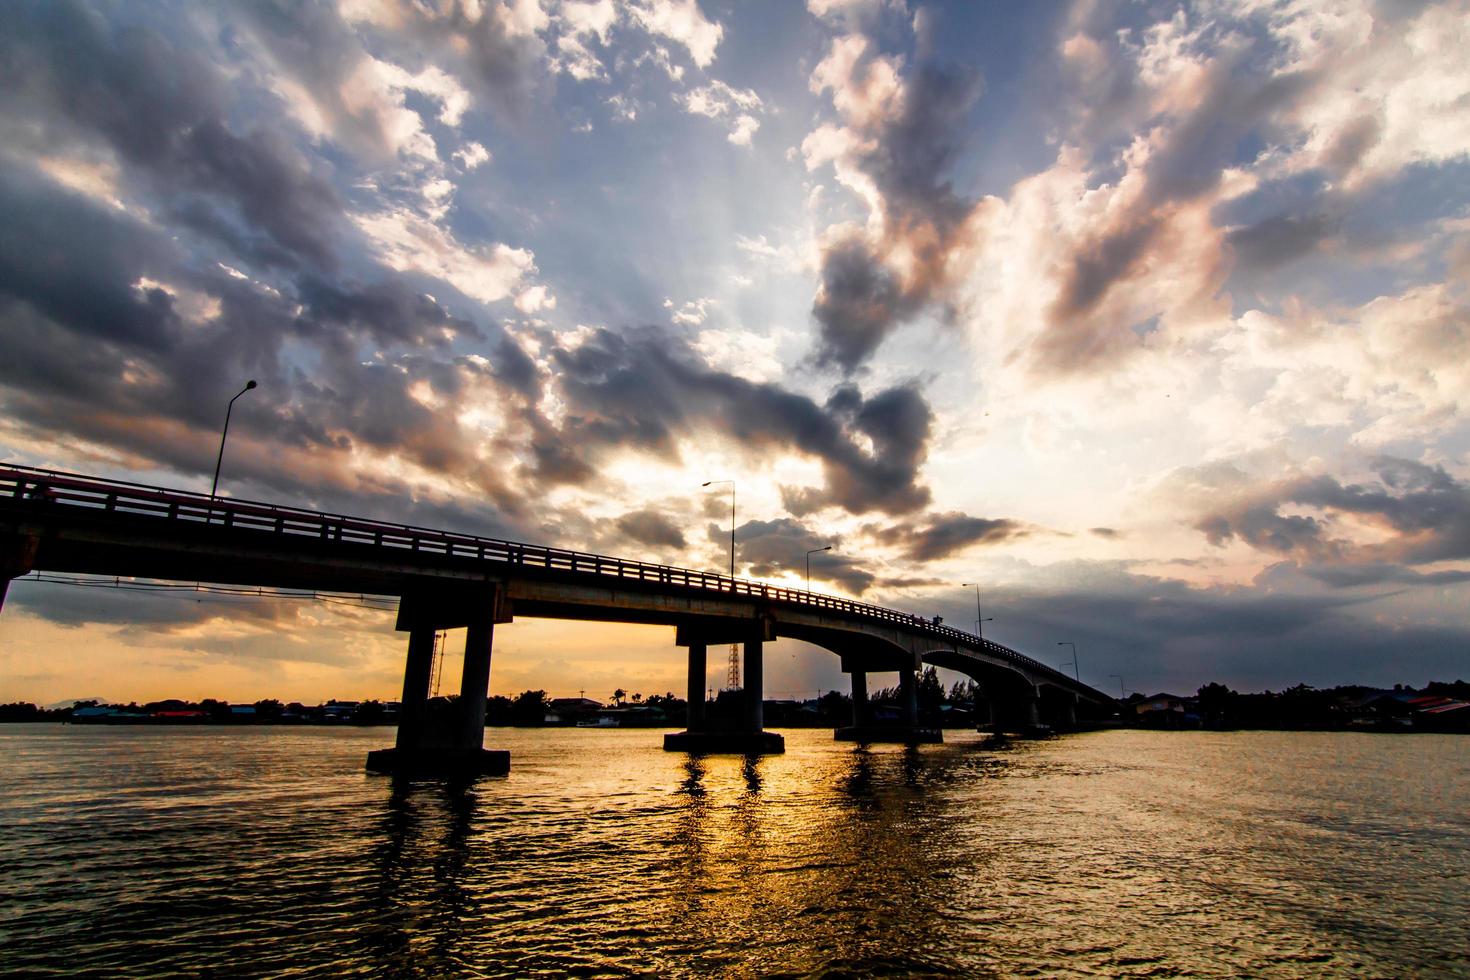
[1,726,1467,977]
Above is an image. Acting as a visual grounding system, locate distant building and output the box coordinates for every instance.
[546,697,602,725]
[1136,693,1201,728]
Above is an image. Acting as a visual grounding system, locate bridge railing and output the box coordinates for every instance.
[1,464,1093,694]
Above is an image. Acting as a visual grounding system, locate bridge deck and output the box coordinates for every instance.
[0,464,1112,704]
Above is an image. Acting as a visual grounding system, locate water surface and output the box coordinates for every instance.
[2,726,1467,977]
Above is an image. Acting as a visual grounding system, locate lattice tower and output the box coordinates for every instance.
[726,643,741,690]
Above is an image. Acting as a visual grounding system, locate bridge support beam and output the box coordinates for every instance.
[836,665,941,745]
[367,584,510,777]
[664,622,783,755]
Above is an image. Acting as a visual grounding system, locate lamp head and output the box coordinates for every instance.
[702,481,712,486]
[245,379,257,390]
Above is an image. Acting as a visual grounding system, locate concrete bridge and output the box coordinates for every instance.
[1,465,1117,775]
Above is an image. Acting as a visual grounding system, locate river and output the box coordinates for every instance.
[1,726,1466,977]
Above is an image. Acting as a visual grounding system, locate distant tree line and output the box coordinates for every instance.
[1133,680,1470,731]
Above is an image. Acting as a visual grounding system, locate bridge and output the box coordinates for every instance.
[1,465,1117,775]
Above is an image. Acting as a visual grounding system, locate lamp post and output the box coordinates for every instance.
[211,380,257,508]
[805,545,831,591]
[1057,641,1080,682]
[960,583,992,639]
[702,480,735,578]
[1109,673,1126,698]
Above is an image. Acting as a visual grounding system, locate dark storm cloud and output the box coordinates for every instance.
[809,49,984,373]
[929,562,1470,693]
[811,234,911,374]
[1300,563,1470,588]
[0,157,537,530]
[0,167,183,352]
[616,509,687,550]
[865,511,1027,562]
[547,327,933,515]
[715,518,874,594]
[0,0,344,271]
[1195,458,1470,567]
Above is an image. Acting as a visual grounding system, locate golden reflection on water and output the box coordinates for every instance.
[2,727,1468,977]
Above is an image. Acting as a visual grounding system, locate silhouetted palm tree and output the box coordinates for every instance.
[612,688,626,706]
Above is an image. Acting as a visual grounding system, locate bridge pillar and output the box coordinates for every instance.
[745,637,763,733]
[1062,694,1077,729]
[1021,688,1046,737]
[457,613,494,750]
[367,584,510,777]
[393,626,437,752]
[850,670,868,728]
[900,667,918,729]
[685,642,706,732]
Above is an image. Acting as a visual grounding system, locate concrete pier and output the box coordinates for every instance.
[663,626,784,754]
[367,586,510,777]
[835,666,942,744]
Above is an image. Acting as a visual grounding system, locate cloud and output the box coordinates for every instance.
[454,141,492,169]
[802,23,985,372]
[544,326,934,515]
[960,0,1470,384]
[1192,457,1470,568]
[717,518,875,594]
[679,80,764,144]
[665,297,714,326]
[629,0,723,69]
[615,508,687,549]
[1,1,344,272]
[352,208,538,305]
[864,511,1028,562]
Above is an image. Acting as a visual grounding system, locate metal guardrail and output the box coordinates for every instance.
[1,464,1100,696]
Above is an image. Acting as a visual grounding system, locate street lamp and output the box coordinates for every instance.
[805,545,831,590]
[702,480,735,578]
[960,583,992,639]
[211,380,257,506]
[1109,673,1126,698]
[1057,641,1080,682]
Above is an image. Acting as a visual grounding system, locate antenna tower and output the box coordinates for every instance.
[726,643,741,690]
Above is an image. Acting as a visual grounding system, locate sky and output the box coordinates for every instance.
[1,0,1468,707]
